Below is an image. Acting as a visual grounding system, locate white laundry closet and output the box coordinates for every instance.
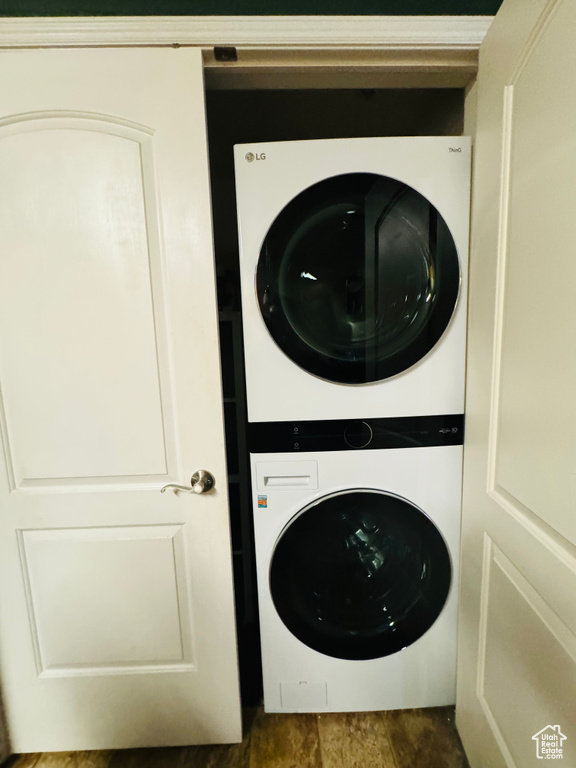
[0,5,575,765]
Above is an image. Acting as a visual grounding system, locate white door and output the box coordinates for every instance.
[457,0,576,766]
[0,48,241,752]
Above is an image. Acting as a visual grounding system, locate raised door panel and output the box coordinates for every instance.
[490,1,576,543]
[0,118,173,488]
[19,525,194,675]
[477,539,576,766]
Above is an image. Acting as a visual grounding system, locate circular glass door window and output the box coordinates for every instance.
[257,173,460,383]
[269,489,452,660]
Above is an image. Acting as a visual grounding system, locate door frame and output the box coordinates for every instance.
[0,15,491,49]
[1,16,490,91]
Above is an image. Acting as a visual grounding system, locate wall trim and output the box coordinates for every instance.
[0,15,492,51]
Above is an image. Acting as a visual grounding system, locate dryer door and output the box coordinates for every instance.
[269,489,451,660]
[257,173,460,384]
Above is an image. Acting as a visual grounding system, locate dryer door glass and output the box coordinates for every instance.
[269,489,452,660]
[257,173,460,383]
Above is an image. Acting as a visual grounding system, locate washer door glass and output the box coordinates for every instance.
[269,489,452,660]
[257,173,460,383]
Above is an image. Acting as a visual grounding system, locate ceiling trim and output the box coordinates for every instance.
[0,15,492,50]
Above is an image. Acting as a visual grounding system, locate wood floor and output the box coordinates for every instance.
[4,706,470,768]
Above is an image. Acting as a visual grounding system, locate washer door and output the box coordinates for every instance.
[257,173,460,383]
[269,489,451,660]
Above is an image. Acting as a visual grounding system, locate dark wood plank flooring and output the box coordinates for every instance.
[4,707,470,768]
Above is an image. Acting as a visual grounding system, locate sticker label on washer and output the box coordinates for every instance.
[258,495,268,508]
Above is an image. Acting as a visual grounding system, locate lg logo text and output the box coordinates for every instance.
[245,152,266,162]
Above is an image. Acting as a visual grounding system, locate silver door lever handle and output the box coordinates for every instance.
[161,470,215,495]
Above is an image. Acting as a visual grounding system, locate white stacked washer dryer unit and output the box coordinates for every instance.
[234,136,471,423]
[248,423,463,713]
[233,137,470,713]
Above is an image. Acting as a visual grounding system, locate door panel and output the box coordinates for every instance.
[19,525,192,673]
[491,0,576,542]
[457,0,576,765]
[478,539,576,768]
[0,48,241,751]
[0,121,169,484]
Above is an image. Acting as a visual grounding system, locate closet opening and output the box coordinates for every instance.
[205,85,465,705]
